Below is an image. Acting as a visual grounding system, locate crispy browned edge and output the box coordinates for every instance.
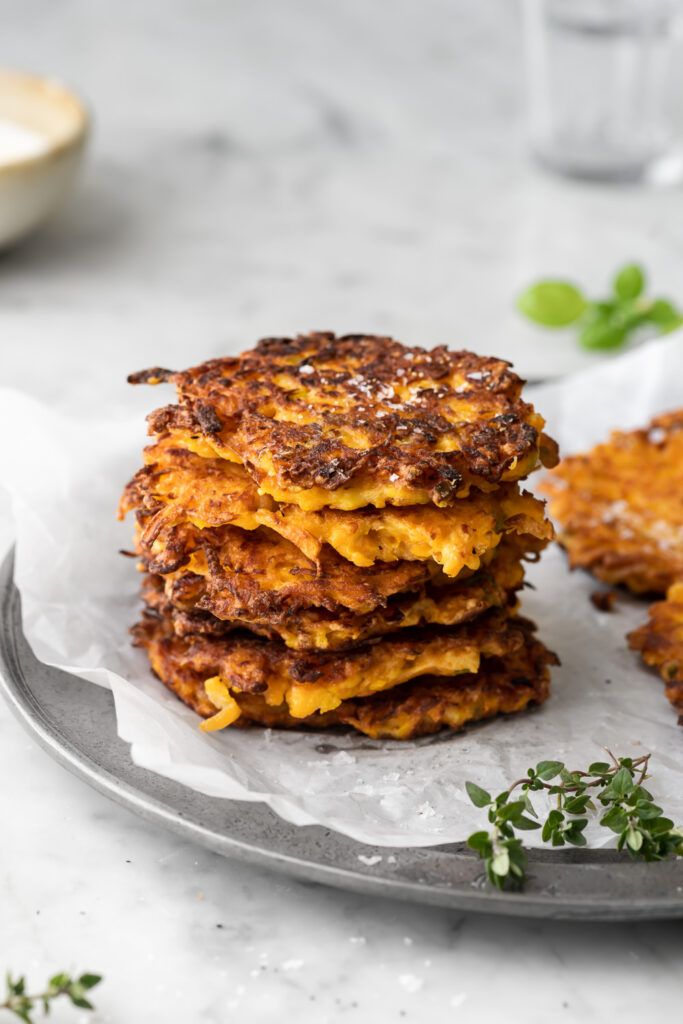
[543,409,683,595]
[134,607,557,738]
[129,332,558,503]
[628,585,683,718]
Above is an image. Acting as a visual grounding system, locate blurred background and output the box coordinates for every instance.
[1,0,683,407]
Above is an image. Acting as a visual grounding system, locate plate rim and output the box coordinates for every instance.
[2,547,682,921]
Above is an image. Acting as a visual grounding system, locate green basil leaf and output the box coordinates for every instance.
[647,297,683,334]
[614,263,645,301]
[517,281,587,327]
[579,319,627,350]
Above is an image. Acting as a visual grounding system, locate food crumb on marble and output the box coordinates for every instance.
[357,854,383,866]
[282,959,305,971]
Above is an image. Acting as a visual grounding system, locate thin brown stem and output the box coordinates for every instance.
[605,747,620,770]
[506,754,652,800]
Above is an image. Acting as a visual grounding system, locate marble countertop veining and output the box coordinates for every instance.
[2,2,683,1021]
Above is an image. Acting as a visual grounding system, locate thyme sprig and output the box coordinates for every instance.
[1,972,101,1022]
[466,751,683,890]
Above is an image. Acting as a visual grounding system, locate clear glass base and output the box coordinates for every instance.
[533,144,683,185]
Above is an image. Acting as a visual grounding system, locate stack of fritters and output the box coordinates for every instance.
[120,332,559,739]
[543,410,683,720]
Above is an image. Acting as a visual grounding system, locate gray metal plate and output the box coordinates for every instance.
[1,549,682,920]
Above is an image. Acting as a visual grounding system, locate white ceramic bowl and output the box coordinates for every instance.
[0,69,88,248]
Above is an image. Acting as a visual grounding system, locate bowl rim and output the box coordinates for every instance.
[0,68,89,177]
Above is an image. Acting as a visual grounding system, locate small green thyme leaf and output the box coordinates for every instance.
[466,830,491,854]
[77,975,102,991]
[491,847,510,877]
[535,760,564,781]
[1,970,102,1022]
[465,781,491,808]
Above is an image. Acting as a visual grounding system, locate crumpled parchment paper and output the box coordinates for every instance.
[1,334,681,848]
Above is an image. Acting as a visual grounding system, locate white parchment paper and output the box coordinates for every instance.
[1,335,682,848]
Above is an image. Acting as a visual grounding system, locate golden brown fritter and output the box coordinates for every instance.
[140,536,528,650]
[139,524,447,614]
[120,434,553,578]
[134,609,555,739]
[133,605,533,720]
[128,332,558,511]
[628,581,683,716]
[543,410,683,594]
[339,634,556,739]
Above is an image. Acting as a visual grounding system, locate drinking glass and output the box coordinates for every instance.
[522,0,682,181]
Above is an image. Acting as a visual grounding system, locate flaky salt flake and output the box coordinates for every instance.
[332,750,356,765]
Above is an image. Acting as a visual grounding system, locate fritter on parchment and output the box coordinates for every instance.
[133,606,532,721]
[123,333,559,740]
[132,507,544,620]
[120,434,553,578]
[140,535,529,650]
[629,581,683,716]
[138,523,445,615]
[543,410,683,594]
[128,332,558,511]
[135,607,556,739]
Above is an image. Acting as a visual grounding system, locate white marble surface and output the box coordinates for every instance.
[2,2,683,1021]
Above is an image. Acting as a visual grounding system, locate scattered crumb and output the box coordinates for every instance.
[332,750,356,765]
[591,590,616,612]
[357,854,383,867]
